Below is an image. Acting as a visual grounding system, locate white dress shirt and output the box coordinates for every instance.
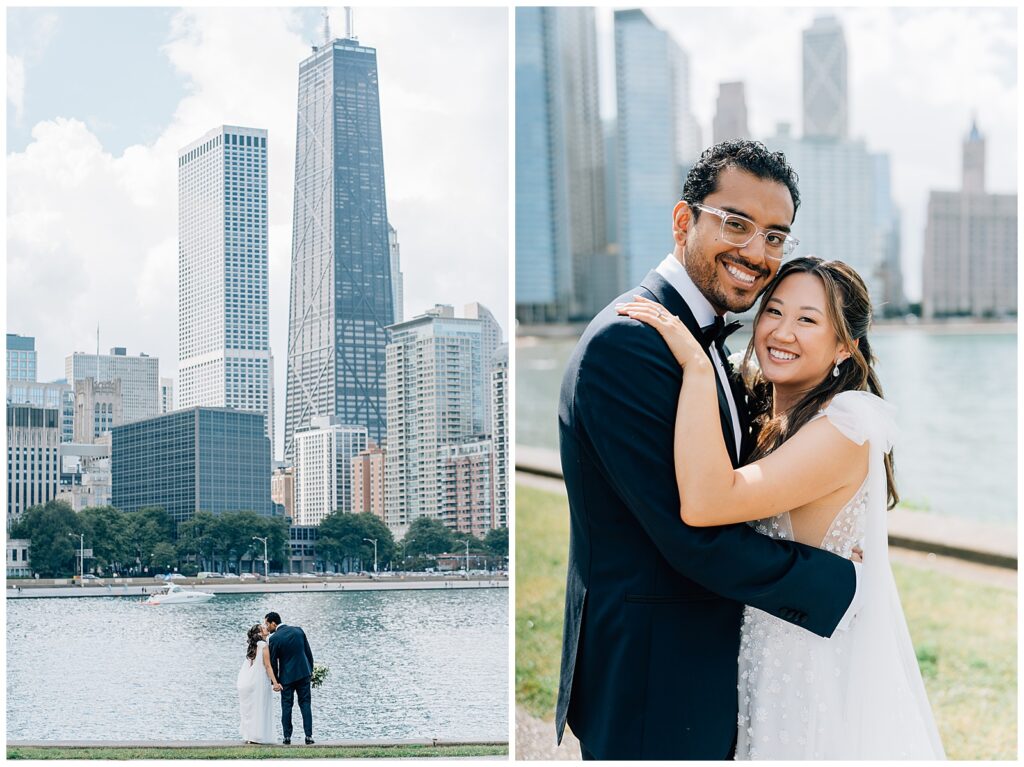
[655,254,743,459]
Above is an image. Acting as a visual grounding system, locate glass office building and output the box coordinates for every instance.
[515,7,613,322]
[614,9,681,287]
[7,380,74,442]
[6,334,37,382]
[111,407,272,525]
[284,34,394,459]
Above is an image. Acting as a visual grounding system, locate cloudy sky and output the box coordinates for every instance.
[594,6,1017,301]
[7,7,509,460]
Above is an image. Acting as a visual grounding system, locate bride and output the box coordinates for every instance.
[618,256,945,759]
[237,623,279,744]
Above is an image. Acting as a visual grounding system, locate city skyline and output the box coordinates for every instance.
[592,6,1017,301]
[7,7,509,460]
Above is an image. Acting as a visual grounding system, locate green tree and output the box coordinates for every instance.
[149,542,178,573]
[11,500,81,577]
[78,505,130,574]
[483,527,508,559]
[256,515,290,573]
[125,507,174,574]
[212,510,264,573]
[404,516,454,557]
[317,512,396,572]
[177,511,218,572]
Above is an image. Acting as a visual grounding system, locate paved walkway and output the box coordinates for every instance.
[515,707,579,761]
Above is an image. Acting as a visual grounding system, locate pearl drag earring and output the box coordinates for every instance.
[832,361,841,378]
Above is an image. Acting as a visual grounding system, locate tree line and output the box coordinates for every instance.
[10,500,509,578]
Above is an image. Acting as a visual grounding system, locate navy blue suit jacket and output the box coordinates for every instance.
[556,271,856,759]
[269,624,314,686]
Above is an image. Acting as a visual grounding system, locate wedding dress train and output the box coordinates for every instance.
[237,639,276,744]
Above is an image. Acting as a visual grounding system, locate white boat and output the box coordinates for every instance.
[143,583,215,605]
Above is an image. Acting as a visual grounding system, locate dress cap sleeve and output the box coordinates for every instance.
[819,390,897,451]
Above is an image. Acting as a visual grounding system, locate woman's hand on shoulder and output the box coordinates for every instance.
[616,296,708,370]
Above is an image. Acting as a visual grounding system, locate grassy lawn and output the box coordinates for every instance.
[516,483,1017,760]
[6,744,507,760]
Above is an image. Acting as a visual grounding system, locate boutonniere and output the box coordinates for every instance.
[727,350,759,387]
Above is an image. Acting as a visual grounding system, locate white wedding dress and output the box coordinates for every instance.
[237,639,276,744]
[735,391,945,760]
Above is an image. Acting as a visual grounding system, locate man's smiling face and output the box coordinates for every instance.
[675,166,795,315]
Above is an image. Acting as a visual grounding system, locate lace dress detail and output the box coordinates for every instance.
[735,478,867,760]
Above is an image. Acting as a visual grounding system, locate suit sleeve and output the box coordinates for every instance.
[303,631,313,668]
[575,319,855,637]
[268,636,279,676]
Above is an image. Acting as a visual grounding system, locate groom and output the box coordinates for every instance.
[556,140,862,759]
[265,611,315,745]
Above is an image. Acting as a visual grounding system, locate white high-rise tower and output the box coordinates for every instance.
[177,126,273,445]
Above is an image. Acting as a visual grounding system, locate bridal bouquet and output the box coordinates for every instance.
[310,663,330,689]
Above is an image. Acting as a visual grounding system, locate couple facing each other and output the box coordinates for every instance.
[237,611,315,746]
[557,140,945,760]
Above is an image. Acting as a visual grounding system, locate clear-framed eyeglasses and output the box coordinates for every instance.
[689,202,799,261]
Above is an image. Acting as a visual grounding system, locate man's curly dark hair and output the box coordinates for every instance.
[682,140,801,222]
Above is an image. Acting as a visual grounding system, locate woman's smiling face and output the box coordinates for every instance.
[754,272,847,391]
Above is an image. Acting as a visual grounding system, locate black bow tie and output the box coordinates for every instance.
[701,317,743,348]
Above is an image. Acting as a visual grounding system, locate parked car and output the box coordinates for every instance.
[240,573,257,580]
[223,573,240,579]
[168,573,186,580]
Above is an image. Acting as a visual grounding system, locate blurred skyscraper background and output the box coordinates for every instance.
[515,7,614,323]
[514,8,1016,324]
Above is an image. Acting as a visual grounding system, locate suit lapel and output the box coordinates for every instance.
[639,271,740,467]
[721,342,756,463]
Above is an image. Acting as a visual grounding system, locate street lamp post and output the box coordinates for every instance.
[252,536,268,579]
[68,532,84,587]
[362,537,378,574]
[464,538,470,575]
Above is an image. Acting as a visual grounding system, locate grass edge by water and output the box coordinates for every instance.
[6,744,508,760]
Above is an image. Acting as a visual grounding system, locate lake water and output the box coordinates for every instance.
[6,588,508,742]
[517,326,1017,525]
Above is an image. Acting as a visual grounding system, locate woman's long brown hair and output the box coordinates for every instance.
[740,257,899,509]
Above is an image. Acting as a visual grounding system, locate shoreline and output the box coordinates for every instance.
[7,575,508,599]
[516,318,1017,341]
[515,450,1017,570]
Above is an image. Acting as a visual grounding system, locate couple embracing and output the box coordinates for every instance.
[557,140,945,760]
[237,611,315,746]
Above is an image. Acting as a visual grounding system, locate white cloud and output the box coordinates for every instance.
[7,55,25,120]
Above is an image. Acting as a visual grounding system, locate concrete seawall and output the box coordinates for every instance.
[7,576,508,599]
[517,445,1017,570]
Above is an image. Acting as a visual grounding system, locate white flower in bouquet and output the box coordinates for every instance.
[310,663,329,688]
